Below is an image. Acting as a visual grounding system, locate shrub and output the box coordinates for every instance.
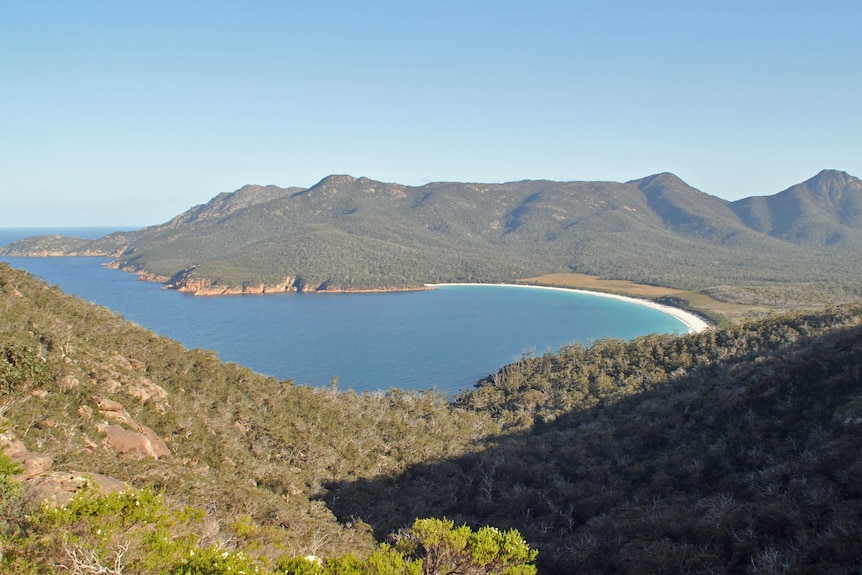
[395,518,537,575]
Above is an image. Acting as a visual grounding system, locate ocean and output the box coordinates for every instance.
[0,227,688,395]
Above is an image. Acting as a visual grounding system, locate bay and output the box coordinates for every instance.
[1,227,689,395]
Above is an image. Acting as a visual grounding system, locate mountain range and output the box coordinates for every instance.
[3,169,861,300]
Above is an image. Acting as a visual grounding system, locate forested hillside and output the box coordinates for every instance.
[3,170,861,307]
[732,169,862,244]
[329,306,862,573]
[2,263,862,573]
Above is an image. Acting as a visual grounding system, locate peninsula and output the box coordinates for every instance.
[3,169,861,321]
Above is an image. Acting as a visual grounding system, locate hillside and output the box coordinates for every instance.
[2,263,862,573]
[0,262,503,572]
[3,171,861,308]
[731,169,862,244]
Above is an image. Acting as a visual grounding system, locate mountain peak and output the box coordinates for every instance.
[313,174,359,187]
[784,169,862,206]
[811,168,853,180]
[628,173,700,197]
[731,169,862,239]
[200,184,295,214]
[803,169,862,197]
[628,172,685,186]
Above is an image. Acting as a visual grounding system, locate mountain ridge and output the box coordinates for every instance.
[2,170,861,303]
[731,169,862,244]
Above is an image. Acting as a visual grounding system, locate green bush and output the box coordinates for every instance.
[170,547,263,575]
[0,342,47,395]
[395,518,537,575]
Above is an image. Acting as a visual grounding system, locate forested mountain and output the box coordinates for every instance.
[2,262,862,573]
[731,169,862,245]
[3,171,861,302]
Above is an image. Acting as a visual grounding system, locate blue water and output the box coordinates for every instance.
[1,227,688,395]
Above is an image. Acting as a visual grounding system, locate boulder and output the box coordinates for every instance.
[95,397,126,412]
[25,471,129,507]
[10,451,53,479]
[94,396,135,426]
[124,376,169,408]
[0,430,26,456]
[97,423,171,460]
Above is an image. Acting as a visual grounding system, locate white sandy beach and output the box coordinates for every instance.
[424,283,710,334]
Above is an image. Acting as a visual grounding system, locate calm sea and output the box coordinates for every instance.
[0,227,688,395]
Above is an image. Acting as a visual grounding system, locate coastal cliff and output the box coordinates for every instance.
[162,266,428,295]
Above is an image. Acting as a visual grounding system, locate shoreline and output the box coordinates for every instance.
[0,250,710,333]
[425,282,711,334]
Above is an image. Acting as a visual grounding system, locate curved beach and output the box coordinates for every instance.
[425,283,710,334]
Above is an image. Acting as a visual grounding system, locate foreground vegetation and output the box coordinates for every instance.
[2,261,862,573]
[0,480,536,575]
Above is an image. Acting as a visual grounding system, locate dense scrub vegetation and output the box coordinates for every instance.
[329,306,862,573]
[2,262,862,573]
[0,481,536,575]
[0,262,507,571]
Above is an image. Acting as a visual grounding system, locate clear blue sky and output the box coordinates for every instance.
[2,1,860,227]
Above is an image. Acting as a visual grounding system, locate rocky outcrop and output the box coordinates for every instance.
[0,394,172,507]
[160,267,430,295]
[96,424,171,459]
[0,393,171,509]
[11,451,53,479]
[2,431,54,481]
[106,261,171,283]
[93,397,171,460]
[94,354,170,411]
[125,376,169,410]
[1,428,129,507]
[0,430,26,456]
[26,471,129,507]
[165,268,300,295]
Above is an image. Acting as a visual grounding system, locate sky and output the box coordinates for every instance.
[2,1,861,227]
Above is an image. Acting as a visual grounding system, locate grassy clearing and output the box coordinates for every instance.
[518,273,768,324]
[518,273,683,298]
